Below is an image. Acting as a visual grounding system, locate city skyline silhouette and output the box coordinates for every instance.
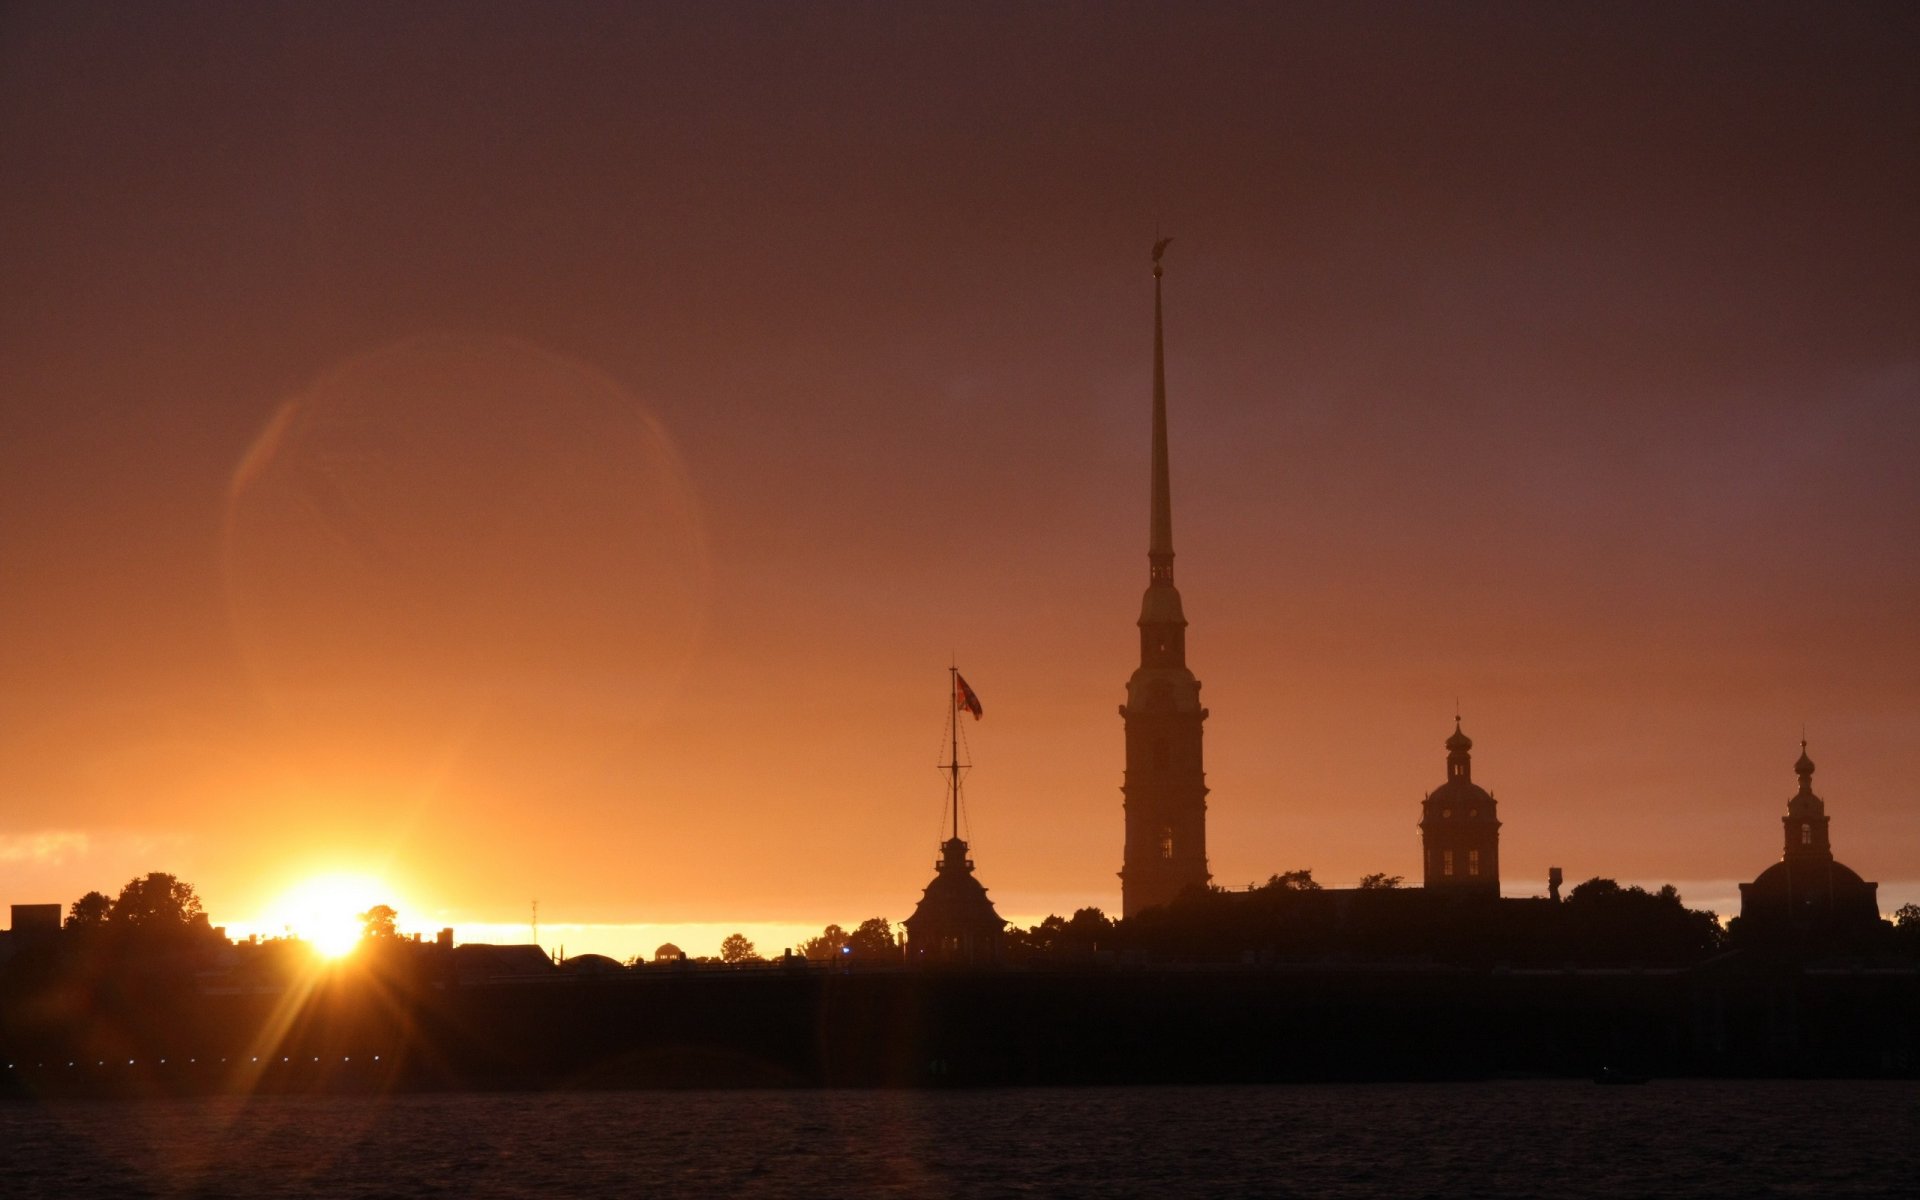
[1,4,1915,961]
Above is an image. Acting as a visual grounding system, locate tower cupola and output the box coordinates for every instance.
[1783,739,1832,863]
[1445,720,1473,781]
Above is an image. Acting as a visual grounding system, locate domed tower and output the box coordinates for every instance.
[1419,719,1501,895]
[1738,742,1879,934]
[1119,239,1211,918]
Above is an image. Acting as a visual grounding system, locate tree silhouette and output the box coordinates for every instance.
[718,933,758,964]
[1358,872,1405,889]
[845,918,897,961]
[109,873,207,930]
[1264,869,1322,892]
[359,904,400,940]
[799,923,850,960]
[1889,904,1920,959]
[1561,878,1723,963]
[65,890,113,931]
[1064,907,1115,944]
[1008,908,1114,958]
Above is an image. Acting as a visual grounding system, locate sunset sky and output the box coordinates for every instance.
[2,3,1915,959]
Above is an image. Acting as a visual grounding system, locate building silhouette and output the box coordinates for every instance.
[1419,719,1501,895]
[0,903,62,966]
[9,904,60,939]
[903,837,1007,966]
[1738,742,1879,935]
[1119,242,1211,918]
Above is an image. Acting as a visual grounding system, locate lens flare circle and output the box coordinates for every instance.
[223,335,711,771]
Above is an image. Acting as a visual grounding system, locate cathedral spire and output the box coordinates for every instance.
[1121,238,1209,919]
[1149,237,1174,584]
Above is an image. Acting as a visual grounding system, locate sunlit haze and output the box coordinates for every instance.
[249,873,407,959]
[1,5,1915,959]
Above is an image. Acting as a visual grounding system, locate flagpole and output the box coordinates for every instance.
[949,665,961,842]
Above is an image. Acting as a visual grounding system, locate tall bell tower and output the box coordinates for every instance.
[1119,239,1211,917]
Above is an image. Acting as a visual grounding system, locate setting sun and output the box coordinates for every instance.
[265,874,401,959]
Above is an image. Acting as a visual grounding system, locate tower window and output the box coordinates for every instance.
[1442,850,1454,877]
[1468,849,1480,876]
[1801,824,1811,846]
[1160,827,1174,860]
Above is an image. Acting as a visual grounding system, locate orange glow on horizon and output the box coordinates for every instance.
[253,874,407,959]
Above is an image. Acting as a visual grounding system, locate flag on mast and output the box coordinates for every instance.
[954,672,983,720]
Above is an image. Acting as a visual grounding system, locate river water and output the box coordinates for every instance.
[3,1080,1915,1198]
